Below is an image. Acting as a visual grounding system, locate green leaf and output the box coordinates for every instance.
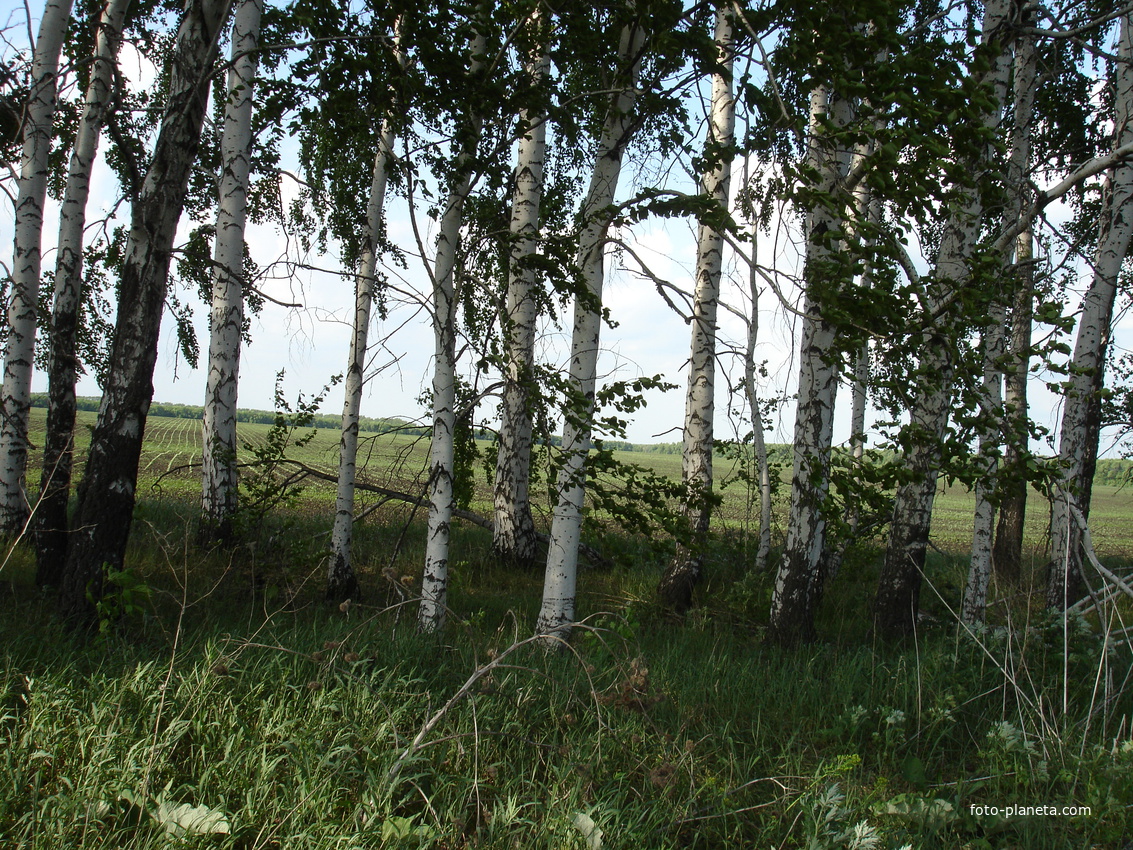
[381,815,435,841]
[154,801,230,837]
[900,753,928,790]
[878,793,956,830]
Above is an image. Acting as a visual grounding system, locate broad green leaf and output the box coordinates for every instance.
[155,801,231,838]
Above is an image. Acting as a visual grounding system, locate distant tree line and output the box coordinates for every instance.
[27,394,427,436]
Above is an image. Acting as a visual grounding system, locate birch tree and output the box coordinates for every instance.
[418,19,489,633]
[873,0,1019,640]
[328,18,406,601]
[991,225,1033,583]
[0,0,75,534]
[59,0,232,626]
[742,219,772,573]
[33,0,129,584]
[200,0,263,544]
[1048,9,1133,610]
[493,6,550,570]
[536,9,646,642]
[657,4,735,614]
[961,301,1006,625]
[962,18,1036,625]
[766,45,855,646]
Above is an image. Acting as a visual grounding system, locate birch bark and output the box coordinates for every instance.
[1,0,76,533]
[201,0,262,544]
[34,0,129,585]
[992,226,1033,582]
[766,77,853,646]
[963,19,1036,623]
[59,0,232,626]
[962,301,1006,625]
[328,20,406,601]
[658,6,734,612]
[418,27,487,633]
[493,10,550,569]
[874,0,1017,639]
[1048,10,1133,609]
[536,17,645,642]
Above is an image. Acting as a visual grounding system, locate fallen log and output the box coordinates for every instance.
[279,459,611,569]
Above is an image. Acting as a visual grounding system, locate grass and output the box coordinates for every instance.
[3,559,1130,848]
[1,408,1132,847]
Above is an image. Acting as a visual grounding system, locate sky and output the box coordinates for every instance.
[4,3,1131,461]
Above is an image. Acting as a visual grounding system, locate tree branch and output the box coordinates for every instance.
[279,458,612,569]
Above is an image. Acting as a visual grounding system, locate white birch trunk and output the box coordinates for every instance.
[329,21,406,600]
[766,77,854,646]
[493,12,549,569]
[962,302,1005,625]
[1048,11,1133,609]
[418,29,488,633]
[993,226,1033,582]
[876,202,988,638]
[201,0,262,542]
[963,20,1037,623]
[873,0,1016,640]
[536,19,645,642]
[0,0,76,532]
[35,0,129,584]
[847,343,868,474]
[993,13,1039,583]
[658,6,734,612]
[328,133,394,599]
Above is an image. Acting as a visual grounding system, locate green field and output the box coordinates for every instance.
[25,405,1133,558]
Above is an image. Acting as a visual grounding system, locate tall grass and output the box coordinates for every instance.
[2,508,1130,849]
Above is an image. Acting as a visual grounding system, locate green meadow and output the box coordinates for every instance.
[1,406,1131,848]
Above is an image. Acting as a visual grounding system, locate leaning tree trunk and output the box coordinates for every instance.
[328,131,394,601]
[1048,10,1133,610]
[35,0,129,585]
[418,28,487,634]
[201,0,263,545]
[536,18,644,643]
[493,11,550,570]
[874,368,953,639]
[59,0,232,627]
[658,6,734,613]
[743,225,772,573]
[1,0,76,534]
[766,75,854,647]
[873,0,1017,640]
[328,20,406,601]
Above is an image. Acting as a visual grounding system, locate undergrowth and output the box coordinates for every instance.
[1,500,1130,848]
